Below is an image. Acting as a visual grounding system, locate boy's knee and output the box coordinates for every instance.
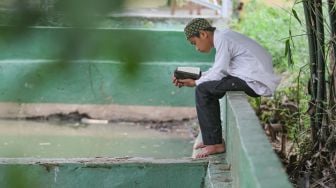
[195,82,208,94]
[196,82,214,97]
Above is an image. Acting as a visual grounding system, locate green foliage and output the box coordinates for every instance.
[249,78,310,138]
[231,0,309,72]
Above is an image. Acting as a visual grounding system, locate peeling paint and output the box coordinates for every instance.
[54,166,59,183]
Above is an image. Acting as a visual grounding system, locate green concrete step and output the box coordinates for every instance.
[192,133,232,188]
[0,27,214,106]
[0,157,209,188]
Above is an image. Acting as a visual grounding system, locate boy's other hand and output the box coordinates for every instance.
[172,76,183,88]
[172,76,196,88]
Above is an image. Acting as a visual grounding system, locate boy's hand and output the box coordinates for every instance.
[172,76,196,88]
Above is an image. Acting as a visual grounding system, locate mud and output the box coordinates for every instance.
[4,110,200,138]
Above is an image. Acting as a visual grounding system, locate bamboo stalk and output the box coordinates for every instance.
[314,0,327,142]
[303,0,318,142]
[328,0,336,112]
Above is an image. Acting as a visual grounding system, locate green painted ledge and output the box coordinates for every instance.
[221,92,292,188]
[0,157,208,188]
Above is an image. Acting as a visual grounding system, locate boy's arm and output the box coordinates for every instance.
[195,37,231,85]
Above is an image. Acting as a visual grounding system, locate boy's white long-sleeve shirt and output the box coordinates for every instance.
[195,29,281,96]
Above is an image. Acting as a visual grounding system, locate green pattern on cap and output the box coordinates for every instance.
[184,18,212,39]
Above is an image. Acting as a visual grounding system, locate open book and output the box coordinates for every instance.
[174,67,201,80]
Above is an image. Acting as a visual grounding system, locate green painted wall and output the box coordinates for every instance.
[221,92,292,188]
[0,61,210,106]
[0,27,214,62]
[0,160,208,188]
[0,27,213,106]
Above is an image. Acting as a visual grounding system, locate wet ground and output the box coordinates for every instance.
[0,119,198,159]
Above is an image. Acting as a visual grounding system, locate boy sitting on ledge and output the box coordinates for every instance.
[172,18,280,158]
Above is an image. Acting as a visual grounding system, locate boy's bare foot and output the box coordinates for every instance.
[193,142,206,149]
[195,143,225,158]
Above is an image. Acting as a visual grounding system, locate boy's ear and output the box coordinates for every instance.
[199,30,208,38]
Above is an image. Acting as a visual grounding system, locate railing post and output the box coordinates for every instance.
[190,0,232,18]
[222,0,233,18]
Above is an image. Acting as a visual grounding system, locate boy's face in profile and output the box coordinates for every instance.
[188,30,212,53]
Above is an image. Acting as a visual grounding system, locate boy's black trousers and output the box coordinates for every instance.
[195,75,260,145]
